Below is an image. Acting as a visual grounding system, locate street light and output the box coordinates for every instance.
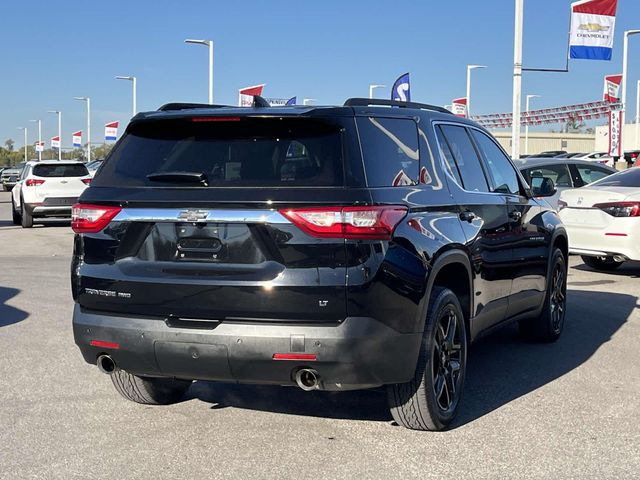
[17,127,27,163]
[466,65,487,118]
[636,80,640,148]
[369,84,386,99]
[116,75,137,117]
[525,94,541,155]
[74,97,91,162]
[303,98,317,105]
[511,0,524,159]
[621,30,640,159]
[29,119,42,161]
[47,110,62,161]
[184,38,214,104]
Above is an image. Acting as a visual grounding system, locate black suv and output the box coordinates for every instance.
[71,98,567,431]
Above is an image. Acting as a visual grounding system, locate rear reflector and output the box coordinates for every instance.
[90,340,120,349]
[605,233,628,236]
[279,206,408,240]
[272,353,317,361]
[71,203,122,233]
[25,179,45,186]
[191,117,241,122]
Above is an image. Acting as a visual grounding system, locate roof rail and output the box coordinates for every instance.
[157,102,230,111]
[343,98,452,114]
[252,95,271,108]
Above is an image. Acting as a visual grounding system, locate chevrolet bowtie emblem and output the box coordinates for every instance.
[178,210,209,222]
[578,23,609,33]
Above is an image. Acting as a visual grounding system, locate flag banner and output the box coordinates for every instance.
[473,100,620,128]
[265,97,292,107]
[51,136,60,149]
[603,74,622,102]
[105,121,119,141]
[391,73,410,102]
[608,108,623,157]
[569,0,618,61]
[238,84,265,107]
[286,96,297,106]
[452,98,468,117]
[35,141,44,152]
[72,131,82,148]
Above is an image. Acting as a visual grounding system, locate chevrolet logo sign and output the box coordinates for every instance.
[578,23,609,33]
[178,210,210,222]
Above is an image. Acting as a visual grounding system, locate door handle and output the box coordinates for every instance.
[509,210,522,221]
[459,210,476,222]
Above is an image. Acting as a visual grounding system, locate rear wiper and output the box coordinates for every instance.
[147,171,208,186]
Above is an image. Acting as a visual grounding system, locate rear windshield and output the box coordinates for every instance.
[33,164,89,177]
[591,168,640,188]
[93,117,345,187]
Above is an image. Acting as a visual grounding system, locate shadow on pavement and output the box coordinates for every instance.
[0,287,29,327]
[572,260,640,279]
[188,289,635,427]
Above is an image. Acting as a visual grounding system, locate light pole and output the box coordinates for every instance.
[636,80,640,148]
[47,110,62,161]
[116,75,137,117]
[29,119,42,161]
[466,64,487,118]
[511,0,524,160]
[17,127,27,163]
[74,97,91,162]
[622,30,640,158]
[184,38,214,104]
[303,98,317,105]
[369,84,386,99]
[525,94,541,155]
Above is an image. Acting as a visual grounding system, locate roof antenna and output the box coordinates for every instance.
[252,95,271,108]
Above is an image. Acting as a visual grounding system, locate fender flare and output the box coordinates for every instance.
[415,248,473,334]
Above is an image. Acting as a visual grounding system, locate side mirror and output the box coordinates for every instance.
[530,176,557,197]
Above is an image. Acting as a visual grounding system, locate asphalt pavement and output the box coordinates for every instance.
[0,191,638,479]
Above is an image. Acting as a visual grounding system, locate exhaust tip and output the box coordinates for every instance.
[295,368,320,391]
[97,354,116,375]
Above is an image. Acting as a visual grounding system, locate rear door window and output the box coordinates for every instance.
[438,125,489,193]
[93,117,345,187]
[574,164,613,186]
[356,117,419,186]
[32,164,89,177]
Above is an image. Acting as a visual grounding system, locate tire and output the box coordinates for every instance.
[387,287,468,431]
[581,255,623,271]
[110,369,191,405]
[519,248,567,342]
[20,200,33,228]
[3,185,10,192]
[11,198,21,225]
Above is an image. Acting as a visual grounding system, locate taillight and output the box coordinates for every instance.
[71,203,122,233]
[279,206,408,240]
[557,200,568,211]
[594,202,640,217]
[81,178,92,185]
[25,179,45,186]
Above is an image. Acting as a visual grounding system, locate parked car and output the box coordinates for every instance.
[623,150,639,166]
[558,168,640,270]
[554,152,586,159]
[85,159,103,177]
[516,158,615,209]
[71,98,567,431]
[1,162,26,191]
[574,151,613,166]
[11,160,91,228]
[534,150,567,158]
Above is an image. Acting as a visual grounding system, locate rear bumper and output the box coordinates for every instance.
[73,305,422,390]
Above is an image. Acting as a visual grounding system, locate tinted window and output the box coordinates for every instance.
[357,117,419,186]
[471,130,520,195]
[435,126,463,187]
[590,168,640,188]
[33,164,89,177]
[575,165,612,185]
[523,164,572,187]
[439,125,489,192]
[93,118,344,187]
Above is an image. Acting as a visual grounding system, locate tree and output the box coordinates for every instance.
[563,114,586,133]
[4,138,14,151]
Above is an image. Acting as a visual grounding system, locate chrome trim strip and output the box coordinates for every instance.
[112,208,291,224]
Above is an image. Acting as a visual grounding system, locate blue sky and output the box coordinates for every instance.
[2,0,640,149]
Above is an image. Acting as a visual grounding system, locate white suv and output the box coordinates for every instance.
[11,160,91,228]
